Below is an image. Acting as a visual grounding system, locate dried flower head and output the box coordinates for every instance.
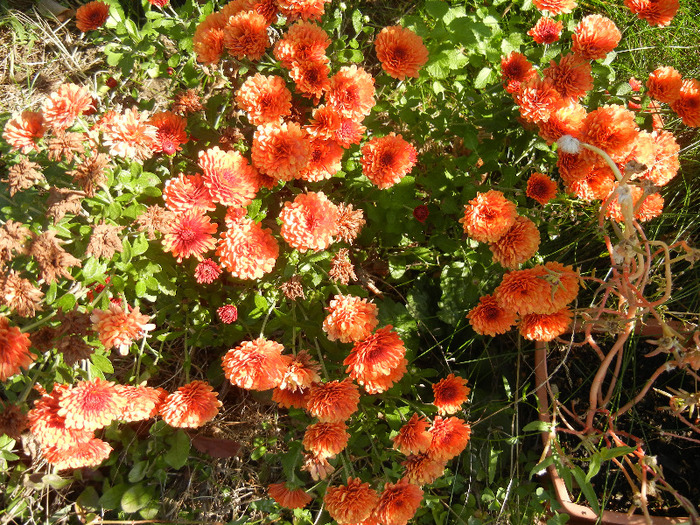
[4,157,44,197]
[29,230,82,283]
[280,275,306,300]
[46,131,84,163]
[69,153,109,197]
[0,271,43,318]
[86,222,123,260]
[136,205,176,240]
[329,249,357,285]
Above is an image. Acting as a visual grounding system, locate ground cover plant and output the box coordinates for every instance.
[0,0,698,523]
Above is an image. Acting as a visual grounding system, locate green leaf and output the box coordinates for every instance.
[121,238,132,264]
[254,294,268,311]
[571,466,600,514]
[529,456,554,480]
[99,484,127,510]
[164,430,190,469]
[45,280,58,305]
[128,460,149,483]
[90,353,114,374]
[474,67,493,89]
[121,484,153,513]
[132,234,149,256]
[522,420,552,433]
[55,293,76,312]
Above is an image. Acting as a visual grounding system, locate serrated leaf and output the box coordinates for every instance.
[121,484,153,513]
[474,67,493,89]
[90,353,114,374]
[253,294,268,310]
[55,293,76,312]
[164,430,190,469]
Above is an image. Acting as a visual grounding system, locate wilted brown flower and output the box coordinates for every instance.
[69,153,109,197]
[4,157,44,196]
[29,230,82,283]
[281,275,305,301]
[329,249,357,285]
[54,308,92,338]
[335,203,365,244]
[86,222,123,260]
[45,187,86,223]
[0,270,43,317]
[172,89,203,116]
[46,131,84,163]
[135,205,176,239]
[56,335,94,366]
[0,402,29,440]
[0,220,32,263]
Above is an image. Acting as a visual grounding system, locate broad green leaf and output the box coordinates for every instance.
[164,430,190,470]
[474,67,493,89]
[90,353,114,374]
[121,484,153,513]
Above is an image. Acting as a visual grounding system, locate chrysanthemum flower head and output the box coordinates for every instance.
[489,216,541,269]
[533,0,576,15]
[646,66,682,104]
[538,102,586,145]
[344,326,407,394]
[361,133,417,189]
[307,379,360,423]
[605,185,664,223]
[289,60,331,100]
[325,477,380,525]
[276,0,329,21]
[199,147,260,208]
[148,111,188,154]
[42,83,94,130]
[543,261,580,311]
[572,15,621,61]
[57,378,126,431]
[297,138,343,181]
[303,421,349,458]
[527,172,558,205]
[0,402,28,440]
[162,210,218,263]
[90,303,156,356]
[116,385,165,422]
[625,0,679,27]
[580,104,639,165]
[163,174,215,214]
[0,316,34,381]
[279,191,339,252]
[42,437,113,470]
[279,350,321,392]
[28,384,94,450]
[402,453,447,485]
[544,53,593,102]
[159,380,221,428]
[393,413,432,455]
[272,386,310,409]
[193,12,227,64]
[501,52,537,93]
[236,74,292,125]
[427,416,471,461]
[642,129,679,187]
[514,77,563,123]
[335,117,366,148]
[519,307,573,341]
[101,107,157,161]
[528,17,563,44]
[76,1,110,32]
[563,165,615,201]
[222,338,291,391]
[432,374,470,415]
[217,304,238,324]
[323,294,379,343]
[374,479,423,525]
[223,11,270,61]
[327,65,376,120]
[194,258,222,284]
[273,21,330,67]
[671,78,700,128]
[2,111,45,154]
[459,190,518,243]
[467,295,517,337]
[374,26,429,80]
[251,122,311,181]
[216,217,279,279]
[268,483,313,509]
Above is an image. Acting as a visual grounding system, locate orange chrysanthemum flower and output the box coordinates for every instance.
[148,111,188,155]
[216,217,279,279]
[193,12,227,64]
[276,0,328,21]
[402,453,447,485]
[544,53,593,102]
[528,17,563,44]
[90,303,155,356]
[459,190,518,243]
[76,1,110,32]
[272,386,309,409]
[538,102,587,145]
[335,118,367,148]
[268,483,313,509]
[297,138,343,181]
[28,384,93,450]
[159,380,221,428]
[533,0,576,15]
[222,338,291,391]
[625,0,679,27]
[279,191,339,252]
[306,105,341,139]
[162,210,218,263]
[671,78,700,128]
[307,379,360,423]
[327,66,376,120]
[427,416,471,461]
[501,52,537,94]
[101,107,157,161]
[641,130,679,186]
[527,172,558,205]
[289,59,331,100]
[514,77,563,123]
[563,165,615,201]
[580,104,639,165]
[163,174,216,214]
[557,151,594,184]
[199,147,260,208]
[490,216,541,269]
[646,66,682,104]
[236,74,292,125]
[393,414,432,455]
[542,261,580,311]
[361,133,417,189]
[194,258,222,284]
[0,316,34,381]
[116,385,166,422]
[605,185,664,223]
[344,326,407,394]
[42,83,94,130]
[325,477,379,525]
[494,266,554,315]
[572,15,621,61]
[223,11,269,61]
[432,374,470,415]
[519,307,573,341]
[57,378,126,431]
[273,21,330,68]
[42,437,112,470]
[374,26,429,80]
[302,421,349,458]
[251,122,310,181]
[374,480,423,525]
[2,111,45,154]
[279,350,321,392]
[323,294,379,343]
[467,295,517,337]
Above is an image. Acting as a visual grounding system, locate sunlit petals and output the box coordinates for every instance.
[159,380,221,428]
[222,338,290,391]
